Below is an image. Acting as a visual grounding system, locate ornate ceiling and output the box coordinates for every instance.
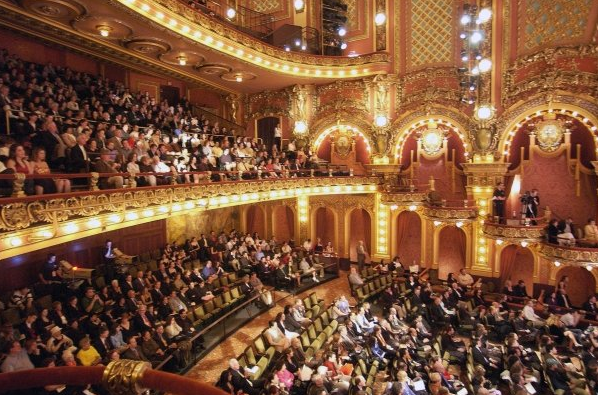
[0,0,596,100]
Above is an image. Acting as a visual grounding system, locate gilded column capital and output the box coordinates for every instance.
[102,359,150,395]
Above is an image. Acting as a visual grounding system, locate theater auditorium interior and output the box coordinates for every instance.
[0,0,597,394]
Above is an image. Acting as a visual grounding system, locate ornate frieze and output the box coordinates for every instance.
[0,176,381,232]
[483,223,545,240]
[539,243,598,266]
[422,207,478,221]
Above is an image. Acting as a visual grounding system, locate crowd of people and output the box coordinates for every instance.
[0,48,323,197]
[0,229,339,394]
[214,261,598,395]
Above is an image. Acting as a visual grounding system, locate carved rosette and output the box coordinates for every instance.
[482,223,545,240]
[102,359,150,395]
[539,244,598,266]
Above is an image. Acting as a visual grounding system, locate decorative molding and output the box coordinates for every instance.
[422,206,478,221]
[539,243,598,266]
[483,223,545,240]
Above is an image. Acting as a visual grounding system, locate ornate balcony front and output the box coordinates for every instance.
[482,222,546,243]
[539,243,598,267]
[0,172,380,259]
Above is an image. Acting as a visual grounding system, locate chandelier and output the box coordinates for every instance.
[458,3,492,106]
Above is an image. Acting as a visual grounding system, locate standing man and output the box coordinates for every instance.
[529,189,540,225]
[274,123,282,151]
[492,182,506,224]
[103,240,116,282]
[356,240,366,271]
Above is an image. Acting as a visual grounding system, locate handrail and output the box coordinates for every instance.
[0,363,228,395]
[191,105,245,132]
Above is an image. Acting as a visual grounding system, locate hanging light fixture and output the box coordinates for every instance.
[96,25,113,37]
[176,56,187,66]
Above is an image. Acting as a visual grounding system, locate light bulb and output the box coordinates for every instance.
[177,56,187,66]
[338,27,347,37]
[460,14,472,25]
[375,12,386,26]
[235,75,243,82]
[470,31,483,44]
[340,42,347,50]
[478,8,492,23]
[478,58,492,72]
[294,0,304,11]
[226,8,236,19]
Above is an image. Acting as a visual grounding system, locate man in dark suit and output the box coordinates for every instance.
[472,337,500,379]
[150,281,166,304]
[133,305,154,334]
[132,271,146,294]
[228,358,261,395]
[93,326,114,359]
[121,336,149,361]
[68,133,90,173]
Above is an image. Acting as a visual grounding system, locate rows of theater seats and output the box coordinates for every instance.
[237,292,325,380]
[354,274,394,303]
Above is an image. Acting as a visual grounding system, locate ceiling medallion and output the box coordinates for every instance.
[534,113,565,153]
[159,51,205,67]
[72,16,133,40]
[221,71,257,82]
[419,121,445,156]
[18,0,86,19]
[123,38,171,56]
[195,64,232,75]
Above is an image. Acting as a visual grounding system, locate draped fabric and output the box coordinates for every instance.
[246,205,265,237]
[315,208,336,250]
[257,117,278,151]
[499,245,519,286]
[500,245,534,296]
[273,206,295,243]
[348,209,371,262]
[556,266,596,307]
[395,212,421,267]
[438,227,466,280]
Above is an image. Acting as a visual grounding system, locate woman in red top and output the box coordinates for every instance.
[6,144,34,195]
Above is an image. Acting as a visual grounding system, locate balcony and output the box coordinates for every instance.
[539,243,598,267]
[0,171,380,259]
[482,222,546,243]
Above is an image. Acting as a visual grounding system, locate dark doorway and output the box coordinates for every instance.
[257,117,279,151]
[160,85,180,106]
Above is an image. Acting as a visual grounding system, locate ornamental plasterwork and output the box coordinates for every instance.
[314,80,369,114]
[496,93,598,138]
[380,193,427,205]
[519,0,593,53]
[247,90,290,120]
[0,176,380,232]
[503,71,598,107]
[539,243,598,266]
[309,194,376,217]
[387,107,477,154]
[309,109,375,146]
[408,0,454,68]
[422,207,478,221]
[510,45,598,70]
[150,0,390,68]
[482,223,545,240]
[0,5,232,94]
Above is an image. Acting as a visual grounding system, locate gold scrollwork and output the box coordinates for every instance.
[422,207,478,220]
[539,243,598,266]
[483,223,545,240]
[102,359,150,395]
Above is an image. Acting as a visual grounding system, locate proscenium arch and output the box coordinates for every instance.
[391,114,473,162]
[498,100,598,157]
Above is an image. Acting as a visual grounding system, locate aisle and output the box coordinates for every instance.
[185,271,351,384]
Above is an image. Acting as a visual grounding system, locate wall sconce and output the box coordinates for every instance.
[374,115,388,127]
[226,7,236,19]
[294,120,308,135]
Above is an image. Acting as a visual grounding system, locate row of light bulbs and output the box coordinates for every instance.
[117,0,372,77]
[4,183,378,249]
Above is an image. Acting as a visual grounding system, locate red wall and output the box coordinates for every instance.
[315,207,336,249]
[188,88,223,111]
[438,226,466,280]
[0,220,166,293]
[348,209,371,262]
[246,205,266,237]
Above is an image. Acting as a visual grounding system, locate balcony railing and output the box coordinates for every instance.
[539,243,598,266]
[482,222,546,241]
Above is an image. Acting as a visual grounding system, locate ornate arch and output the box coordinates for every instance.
[496,93,598,156]
[388,106,475,161]
[493,243,541,285]
[309,108,375,151]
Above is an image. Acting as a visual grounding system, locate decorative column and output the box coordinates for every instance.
[462,160,510,276]
[371,193,391,261]
[297,195,309,243]
[290,84,313,149]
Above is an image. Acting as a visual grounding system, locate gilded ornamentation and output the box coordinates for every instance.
[483,223,545,240]
[0,176,380,232]
[12,173,26,197]
[539,243,598,266]
[247,90,290,120]
[101,359,150,395]
[422,207,478,220]
[380,193,427,205]
[520,0,593,53]
[408,0,453,68]
[146,0,390,68]
[535,116,565,152]
[315,80,368,114]
[309,109,374,149]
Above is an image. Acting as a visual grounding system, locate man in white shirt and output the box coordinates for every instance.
[303,239,313,252]
[522,300,545,327]
[457,268,474,288]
